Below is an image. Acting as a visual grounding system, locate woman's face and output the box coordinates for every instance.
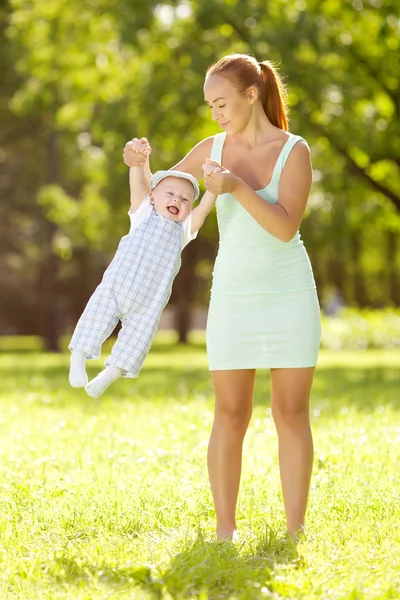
[204,74,253,135]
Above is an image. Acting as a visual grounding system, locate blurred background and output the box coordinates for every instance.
[0,0,399,352]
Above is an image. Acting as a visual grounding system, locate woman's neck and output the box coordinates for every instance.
[232,104,285,148]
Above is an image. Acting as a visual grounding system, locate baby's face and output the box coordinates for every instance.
[150,177,195,223]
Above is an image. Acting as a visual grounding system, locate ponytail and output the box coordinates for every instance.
[206,54,289,131]
[259,61,288,131]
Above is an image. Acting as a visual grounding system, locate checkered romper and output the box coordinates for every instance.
[69,210,183,377]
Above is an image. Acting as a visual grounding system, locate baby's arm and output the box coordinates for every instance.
[191,190,217,233]
[127,138,152,212]
[190,163,221,233]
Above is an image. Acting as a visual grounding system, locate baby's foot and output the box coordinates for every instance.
[69,350,88,388]
[85,366,122,398]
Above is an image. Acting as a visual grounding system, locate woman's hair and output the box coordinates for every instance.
[206,54,288,131]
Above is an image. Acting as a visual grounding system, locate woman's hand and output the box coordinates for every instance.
[202,159,240,195]
[123,137,151,167]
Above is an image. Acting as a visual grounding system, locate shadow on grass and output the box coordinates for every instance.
[43,554,162,598]
[40,529,299,599]
[159,529,300,599]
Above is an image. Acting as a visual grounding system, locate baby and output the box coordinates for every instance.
[69,138,219,398]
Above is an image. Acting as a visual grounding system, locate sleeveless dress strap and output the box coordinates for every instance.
[210,132,226,164]
[278,134,307,170]
[269,134,307,188]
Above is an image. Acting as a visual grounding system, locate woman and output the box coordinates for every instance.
[123,54,321,540]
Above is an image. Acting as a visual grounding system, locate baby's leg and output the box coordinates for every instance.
[85,365,122,398]
[105,309,160,377]
[84,309,160,398]
[69,287,119,358]
[69,287,119,387]
[69,350,89,388]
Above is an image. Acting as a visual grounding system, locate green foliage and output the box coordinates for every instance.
[321,308,400,350]
[0,340,399,598]
[1,0,400,342]
[37,182,112,252]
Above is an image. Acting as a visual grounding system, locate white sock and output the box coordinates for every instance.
[69,350,88,388]
[85,366,122,399]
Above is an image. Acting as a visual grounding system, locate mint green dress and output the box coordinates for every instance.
[206,132,321,370]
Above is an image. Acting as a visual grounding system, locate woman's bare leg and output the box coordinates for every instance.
[208,369,256,538]
[270,367,315,535]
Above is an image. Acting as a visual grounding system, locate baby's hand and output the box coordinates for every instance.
[203,162,221,176]
[202,159,237,195]
[130,137,151,155]
[123,137,151,166]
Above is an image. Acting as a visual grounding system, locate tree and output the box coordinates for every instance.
[1,0,399,348]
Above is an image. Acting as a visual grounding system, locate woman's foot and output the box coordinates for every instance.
[85,366,122,398]
[69,350,88,388]
[287,525,305,543]
[217,528,240,543]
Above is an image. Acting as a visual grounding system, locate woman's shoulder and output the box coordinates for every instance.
[292,139,311,162]
[191,135,219,154]
[288,131,309,147]
[281,134,312,171]
[282,133,310,162]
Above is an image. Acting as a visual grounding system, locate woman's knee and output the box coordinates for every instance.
[215,398,253,430]
[270,369,314,428]
[211,370,255,431]
[271,395,310,427]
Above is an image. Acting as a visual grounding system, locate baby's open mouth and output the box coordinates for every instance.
[167,206,179,215]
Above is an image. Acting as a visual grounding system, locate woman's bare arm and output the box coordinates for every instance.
[124,136,214,191]
[170,136,215,180]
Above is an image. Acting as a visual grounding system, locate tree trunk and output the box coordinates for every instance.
[351,235,368,307]
[330,255,346,301]
[388,230,400,305]
[42,130,60,352]
[172,240,199,343]
[42,224,60,352]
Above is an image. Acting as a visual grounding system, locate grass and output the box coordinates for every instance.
[0,333,399,599]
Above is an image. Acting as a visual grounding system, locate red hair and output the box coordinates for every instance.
[206,54,288,131]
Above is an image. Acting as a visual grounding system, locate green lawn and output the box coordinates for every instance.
[0,334,399,600]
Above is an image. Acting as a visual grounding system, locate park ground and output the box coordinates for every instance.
[0,334,399,600]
